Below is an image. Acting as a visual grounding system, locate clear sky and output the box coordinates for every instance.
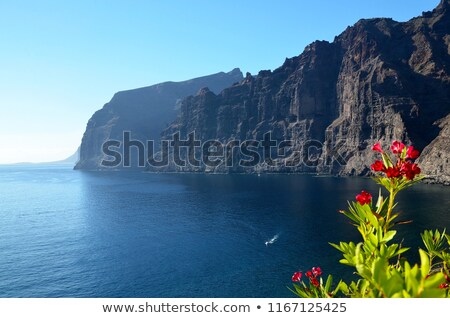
[0,0,441,163]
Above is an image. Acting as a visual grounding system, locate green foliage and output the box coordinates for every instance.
[291,140,450,298]
[336,248,447,298]
[421,229,447,262]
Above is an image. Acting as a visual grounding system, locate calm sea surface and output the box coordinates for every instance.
[0,165,449,297]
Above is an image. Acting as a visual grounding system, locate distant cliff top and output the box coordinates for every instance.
[75,69,243,170]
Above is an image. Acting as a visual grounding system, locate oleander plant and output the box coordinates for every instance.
[291,140,450,298]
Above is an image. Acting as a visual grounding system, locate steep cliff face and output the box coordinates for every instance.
[321,0,450,177]
[75,68,243,169]
[417,114,450,185]
[158,0,450,182]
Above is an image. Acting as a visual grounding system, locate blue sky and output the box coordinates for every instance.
[0,0,440,163]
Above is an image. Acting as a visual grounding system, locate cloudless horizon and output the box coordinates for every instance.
[0,0,440,164]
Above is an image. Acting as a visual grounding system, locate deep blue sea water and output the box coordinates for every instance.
[0,165,449,298]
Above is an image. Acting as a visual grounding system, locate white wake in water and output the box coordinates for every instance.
[265,234,279,246]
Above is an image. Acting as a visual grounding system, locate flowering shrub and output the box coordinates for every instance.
[291,140,450,298]
[290,266,337,297]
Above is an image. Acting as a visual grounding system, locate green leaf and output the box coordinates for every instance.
[382,230,397,243]
[419,249,430,278]
[375,177,393,193]
[421,229,447,255]
[324,274,333,293]
[401,145,407,159]
[335,281,349,295]
[355,243,372,279]
[423,272,445,289]
[419,288,446,298]
[375,189,384,210]
[368,232,378,247]
[329,242,342,252]
[372,257,387,285]
[404,262,420,295]
[383,272,404,297]
[381,153,393,168]
[366,209,379,227]
[345,213,361,226]
[393,247,410,257]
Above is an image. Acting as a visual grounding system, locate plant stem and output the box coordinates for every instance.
[386,187,395,232]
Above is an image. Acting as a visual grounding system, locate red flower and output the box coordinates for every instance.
[356,191,372,205]
[305,271,313,278]
[401,161,412,171]
[401,162,421,180]
[439,283,449,289]
[371,160,385,172]
[391,141,405,154]
[372,142,383,153]
[292,271,302,282]
[312,267,322,277]
[410,163,421,179]
[310,277,320,287]
[385,166,401,178]
[406,146,420,159]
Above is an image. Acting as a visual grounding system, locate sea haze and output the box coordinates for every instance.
[0,165,449,297]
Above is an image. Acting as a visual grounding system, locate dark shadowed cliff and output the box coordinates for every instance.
[158,0,450,183]
[75,68,243,169]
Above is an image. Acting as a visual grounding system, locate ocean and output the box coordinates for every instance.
[0,165,449,297]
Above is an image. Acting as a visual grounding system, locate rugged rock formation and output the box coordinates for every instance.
[75,69,243,169]
[417,114,450,185]
[156,0,450,183]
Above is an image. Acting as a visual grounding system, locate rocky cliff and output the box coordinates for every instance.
[417,114,450,184]
[157,0,450,183]
[75,68,243,169]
